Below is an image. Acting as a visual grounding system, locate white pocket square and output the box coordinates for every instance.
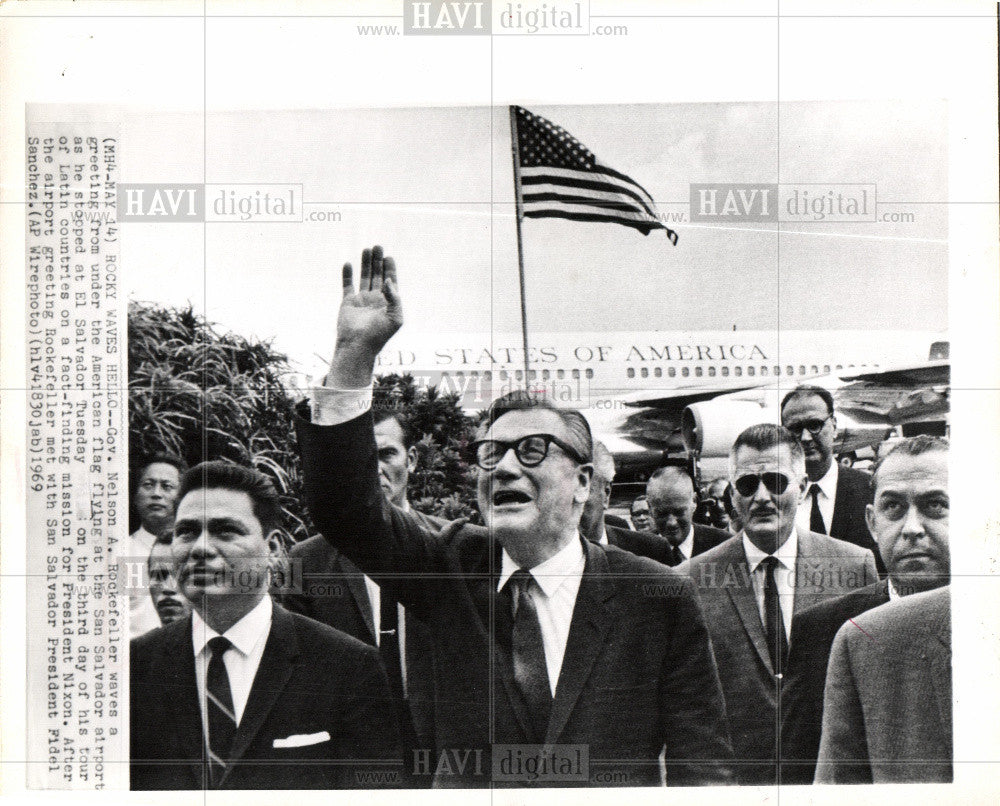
[273,731,331,748]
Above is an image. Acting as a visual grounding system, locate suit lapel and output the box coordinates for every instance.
[721,542,773,675]
[159,617,209,788]
[927,595,952,744]
[336,552,377,643]
[545,540,615,744]
[219,604,299,786]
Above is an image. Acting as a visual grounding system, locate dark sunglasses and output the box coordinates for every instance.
[734,472,792,497]
[470,434,588,471]
[784,416,831,438]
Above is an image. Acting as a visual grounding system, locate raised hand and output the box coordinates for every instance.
[327,245,403,388]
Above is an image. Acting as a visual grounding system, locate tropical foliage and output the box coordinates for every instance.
[128,303,480,542]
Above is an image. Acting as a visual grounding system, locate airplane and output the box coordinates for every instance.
[345,328,950,472]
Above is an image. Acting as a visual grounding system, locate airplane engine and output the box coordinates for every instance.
[681,400,779,457]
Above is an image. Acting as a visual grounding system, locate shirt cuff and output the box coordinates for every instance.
[310,385,373,425]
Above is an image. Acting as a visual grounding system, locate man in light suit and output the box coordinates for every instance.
[647,464,730,566]
[780,385,885,575]
[781,434,949,783]
[131,461,400,790]
[284,408,439,772]
[678,423,878,785]
[579,440,677,565]
[296,245,733,787]
[815,586,952,783]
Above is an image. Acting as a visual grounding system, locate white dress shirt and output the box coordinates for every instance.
[129,526,162,638]
[742,530,798,642]
[675,526,695,562]
[192,594,273,726]
[796,460,838,535]
[497,537,586,697]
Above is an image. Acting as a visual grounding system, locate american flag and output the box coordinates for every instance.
[512,105,678,244]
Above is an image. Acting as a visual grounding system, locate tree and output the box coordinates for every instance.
[128,302,310,543]
[128,304,481,543]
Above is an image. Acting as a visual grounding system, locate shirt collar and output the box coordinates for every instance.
[742,528,799,573]
[498,534,586,598]
[811,458,839,499]
[191,594,272,658]
[677,525,695,558]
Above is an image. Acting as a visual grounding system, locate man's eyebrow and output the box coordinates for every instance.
[207,517,250,532]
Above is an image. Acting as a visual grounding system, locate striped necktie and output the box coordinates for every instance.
[205,635,237,786]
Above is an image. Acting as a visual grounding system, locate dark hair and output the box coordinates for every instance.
[176,461,283,534]
[730,423,805,475]
[131,452,188,495]
[372,407,414,449]
[479,390,593,464]
[780,385,835,418]
[871,435,948,491]
[630,495,649,514]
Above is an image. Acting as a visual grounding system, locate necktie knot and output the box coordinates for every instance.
[208,636,232,656]
[508,569,535,613]
[761,555,779,573]
[810,484,821,500]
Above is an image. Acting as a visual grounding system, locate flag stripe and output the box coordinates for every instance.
[523,207,660,234]
[520,167,658,217]
[523,195,660,221]
[521,178,659,219]
[524,201,663,227]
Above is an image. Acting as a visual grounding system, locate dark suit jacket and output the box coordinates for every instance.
[284,533,437,753]
[604,513,630,530]
[297,411,734,787]
[830,465,885,575]
[691,524,732,560]
[815,587,952,783]
[602,524,672,565]
[780,578,891,784]
[130,603,400,790]
[677,531,878,785]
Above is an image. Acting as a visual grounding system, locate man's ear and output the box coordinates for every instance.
[865,503,876,536]
[601,480,612,509]
[575,463,594,504]
[406,446,418,474]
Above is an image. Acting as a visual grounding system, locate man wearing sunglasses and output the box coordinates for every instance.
[677,423,878,785]
[296,245,733,787]
[780,386,884,574]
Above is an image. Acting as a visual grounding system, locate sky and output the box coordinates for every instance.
[110,100,947,373]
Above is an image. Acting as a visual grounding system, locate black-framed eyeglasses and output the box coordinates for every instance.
[470,434,588,471]
[784,416,831,438]
[734,472,792,497]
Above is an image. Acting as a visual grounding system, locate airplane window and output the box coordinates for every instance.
[557,369,565,379]
[836,364,843,370]
[668,367,676,378]
[585,369,594,379]
[695,367,703,377]
[721,367,729,377]
[773,366,780,376]
[654,367,662,378]
[500,370,508,380]
[798,366,806,375]
[848,364,855,369]
[810,365,818,374]
[483,371,491,381]
[747,367,755,376]
[641,368,649,378]
[627,368,635,379]
[515,370,523,380]
[528,370,537,380]
[708,367,716,377]
[734,367,742,377]
[760,366,768,376]
[786,366,794,376]
[681,367,690,377]
[542,369,550,380]
[823,365,830,373]
[572,369,580,379]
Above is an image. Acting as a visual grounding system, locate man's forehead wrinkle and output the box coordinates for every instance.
[487,409,569,440]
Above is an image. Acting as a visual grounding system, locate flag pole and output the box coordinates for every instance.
[508,105,531,385]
